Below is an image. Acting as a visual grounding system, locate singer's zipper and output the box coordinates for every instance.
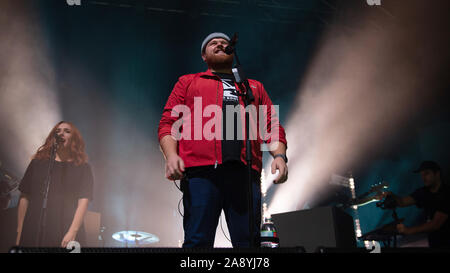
[214,79,219,169]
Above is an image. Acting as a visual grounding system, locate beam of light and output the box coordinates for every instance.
[0,1,61,171]
[266,0,450,215]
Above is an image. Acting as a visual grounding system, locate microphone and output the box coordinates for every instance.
[225,33,238,55]
[54,133,64,144]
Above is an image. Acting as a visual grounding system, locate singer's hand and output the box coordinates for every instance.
[61,230,77,248]
[272,157,288,184]
[165,154,185,181]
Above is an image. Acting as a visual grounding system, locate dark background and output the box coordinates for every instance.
[0,0,449,251]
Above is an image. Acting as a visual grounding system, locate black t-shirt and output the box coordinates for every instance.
[18,158,94,247]
[214,72,242,163]
[410,183,450,247]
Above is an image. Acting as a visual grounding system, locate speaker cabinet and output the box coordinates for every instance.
[272,206,356,253]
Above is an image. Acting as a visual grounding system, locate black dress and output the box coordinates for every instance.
[18,159,94,247]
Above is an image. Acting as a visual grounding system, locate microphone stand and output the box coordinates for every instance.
[228,34,257,247]
[376,196,401,248]
[36,139,59,247]
[391,208,400,248]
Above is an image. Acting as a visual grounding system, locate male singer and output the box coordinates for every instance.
[158,32,288,247]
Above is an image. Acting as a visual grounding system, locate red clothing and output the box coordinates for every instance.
[158,69,287,173]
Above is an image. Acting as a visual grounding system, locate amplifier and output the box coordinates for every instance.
[272,206,356,253]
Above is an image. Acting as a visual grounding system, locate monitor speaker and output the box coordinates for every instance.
[272,206,356,253]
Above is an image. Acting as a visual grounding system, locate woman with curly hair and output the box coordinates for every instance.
[16,121,94,248]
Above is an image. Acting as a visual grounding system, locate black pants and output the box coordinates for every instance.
[181,161,261,248]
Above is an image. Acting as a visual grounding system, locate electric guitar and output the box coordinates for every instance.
[0,162,21,209]
[349,181,389,207]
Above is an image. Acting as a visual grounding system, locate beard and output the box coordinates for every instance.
[204,51,234,71]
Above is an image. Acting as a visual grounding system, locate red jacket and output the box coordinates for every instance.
[158,69,287,173]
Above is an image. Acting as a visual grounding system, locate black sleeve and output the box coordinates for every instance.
[18,159,37,196]
[78,164,94,201]
[410,187,425,208]
[435,190,450,216]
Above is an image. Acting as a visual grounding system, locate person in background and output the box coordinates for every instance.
[378,161,449,248]
[16,121,94,248]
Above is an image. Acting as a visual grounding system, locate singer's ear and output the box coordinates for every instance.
[201,52,207,62]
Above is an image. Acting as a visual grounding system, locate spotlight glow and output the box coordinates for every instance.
[266,1,449,215]
[0,1,61,170]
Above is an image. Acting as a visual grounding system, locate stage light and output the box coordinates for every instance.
[0,1,62,172]
[112,230,159,246]
[265,1,448,219]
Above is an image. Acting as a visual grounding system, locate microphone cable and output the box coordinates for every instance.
[172,178,231,243]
